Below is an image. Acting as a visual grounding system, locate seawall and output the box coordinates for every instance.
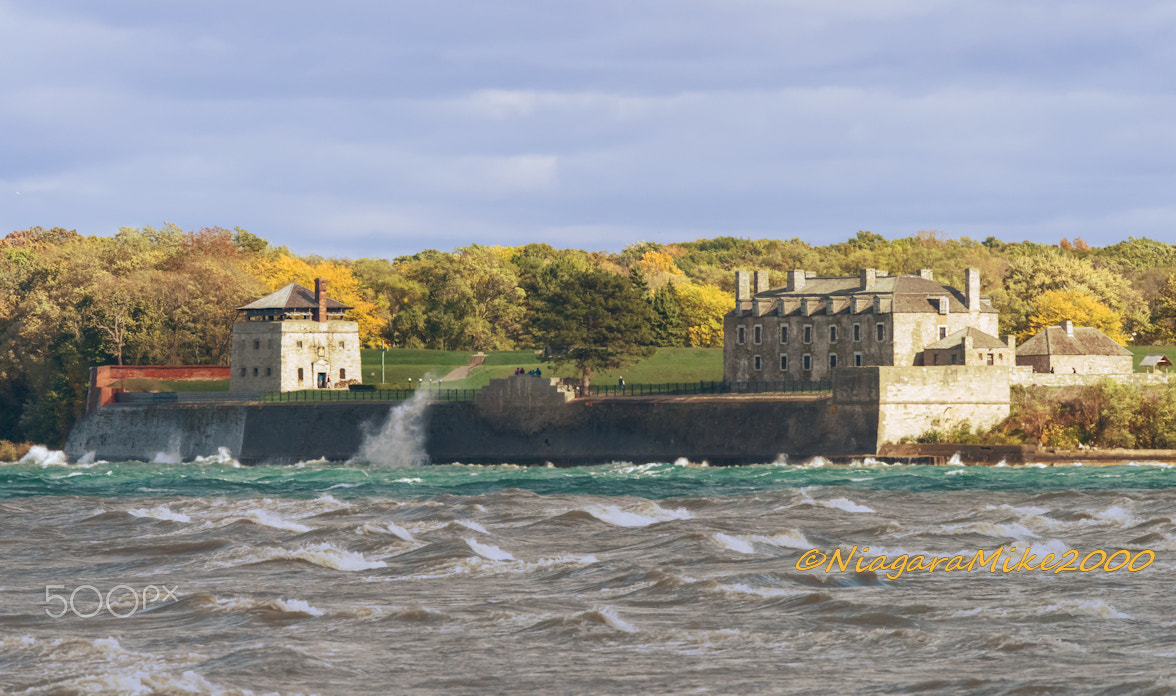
[65,394,874,465]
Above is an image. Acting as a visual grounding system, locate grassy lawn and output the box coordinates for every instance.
[359,349,474,387]
[356,347,723,389]
[1128,345,1176,373]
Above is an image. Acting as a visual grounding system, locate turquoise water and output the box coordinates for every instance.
[4,457,1176,500]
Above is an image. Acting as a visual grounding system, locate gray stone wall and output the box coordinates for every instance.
[1010,371,1170,388]
[724,309,895,381]
[230,320,361,392]
[1015,353,1133,375]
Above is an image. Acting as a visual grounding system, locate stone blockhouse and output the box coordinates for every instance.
[1015,320,1132,374]
[229,279,362,392]
[921,327,1015,367]
[724,268,1000,382]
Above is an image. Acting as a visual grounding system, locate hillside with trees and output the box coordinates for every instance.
[3,225,1175,445]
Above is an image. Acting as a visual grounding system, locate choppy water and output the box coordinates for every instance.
[5,448,1176,695]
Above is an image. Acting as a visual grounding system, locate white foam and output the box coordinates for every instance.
[192,446,241,467]
[947,453,964,466]
[593,605,638,633]
[128,505,191,523]
[717,583,800,598]
[151,451,182,464]
[583,502,694,527]
[456,519,489,534]
[1043,599,1131,620]
[755,529,813,549]
[465,537,515,561]
[713,533,756,554]
[242,509,312,533]
[820,497,875,513]
[19,445,69,467]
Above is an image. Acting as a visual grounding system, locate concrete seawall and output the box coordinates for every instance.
[66,367,1012,465]
[66,395,873,465]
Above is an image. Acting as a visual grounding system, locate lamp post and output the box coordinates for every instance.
[381,342,386,385]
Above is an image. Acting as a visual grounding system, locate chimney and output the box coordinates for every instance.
[919,269,934,280]
[1005,334,1017,351]
[787,269,806,292]
[314,278,328,323]
[965,268,980,311]
[860,268,877,290]
[1062,319,1074,337]
[735,271,750,308]
[753,270,770,294]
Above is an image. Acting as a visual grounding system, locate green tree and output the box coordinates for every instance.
[651,283,687,346]
[530,262,655,387]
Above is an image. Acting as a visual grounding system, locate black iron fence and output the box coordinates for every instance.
[112,380,831,405]
[582,379,832,397]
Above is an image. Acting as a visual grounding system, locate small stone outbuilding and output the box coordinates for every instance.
[1015,320,1132,374]
[1140,354,1173,373]
[921,327,1015,367]
[230,279,362,392]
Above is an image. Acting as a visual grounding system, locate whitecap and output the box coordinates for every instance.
[241,509,312,533]
[583,502,694,527]
[713,533,756,554]
[465,537,514,561]
[593,605,638,633]
[456,519,489,534]
[128,505,191,523]
[820,497,875,513]
[192,447,240,467]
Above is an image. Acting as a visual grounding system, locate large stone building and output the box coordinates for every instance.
[230,279,362,392]
[724,268,1004,381]
[1015,320,1132,374]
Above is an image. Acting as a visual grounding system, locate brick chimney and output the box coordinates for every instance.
[919,269,934,280]
[314,278,328,322]
[860,268,877,290]
[787,269,806,292]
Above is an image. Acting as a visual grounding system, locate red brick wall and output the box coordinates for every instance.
[87,365,231,412]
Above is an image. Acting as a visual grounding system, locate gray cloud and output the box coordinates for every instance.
[2,0,1175,257]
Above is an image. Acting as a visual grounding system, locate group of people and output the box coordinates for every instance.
[514,367,542,377]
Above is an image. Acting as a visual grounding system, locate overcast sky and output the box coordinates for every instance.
[3,1,1175,258]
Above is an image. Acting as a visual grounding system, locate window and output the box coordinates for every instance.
[753,355,762,370]
[987,353,994,365]
[829,353,838,368]
[803,325,813,344]
[853,323,861,342]
[266,367,272,376]
[977,352,984,361]
[876,323,885,341]
[737,326,746,344]
[854,352,862,367]
[252,367,258,377]
[933,354,940,365]
[253,339,260,350]
[951,354,958,364]
[938,326,948,340]
[339,341,345,349]
[829,326,838,342]
[753,325,762,345]
[340,368,346,380]
[780,326,788,343]
[298,368,304,382]
[802,354,812,371]
[296,341,303,349]
[780,355,788,371]
[239,368,245,377]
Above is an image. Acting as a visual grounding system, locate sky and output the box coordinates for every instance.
[2,1,1175,259]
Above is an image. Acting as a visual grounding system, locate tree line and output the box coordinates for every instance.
[3,225,1176,446]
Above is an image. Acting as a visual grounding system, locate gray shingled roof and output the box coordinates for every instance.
[923,327,1009,351]
[237,283,353,311]
[752,274,997,314]
[1016,325,1131,356]
[1141,354,1173,367]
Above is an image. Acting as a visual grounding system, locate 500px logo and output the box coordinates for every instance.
[44,584,179,618]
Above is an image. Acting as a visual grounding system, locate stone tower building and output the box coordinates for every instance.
[724,268,1005,382]
[230,279,362,392]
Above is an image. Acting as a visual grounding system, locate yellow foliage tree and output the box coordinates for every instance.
[675,283,729,347]
[1021,289,1128,344]
[638,250,684,277]
[249,254,385,345]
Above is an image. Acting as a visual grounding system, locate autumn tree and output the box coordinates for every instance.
[530,261,654,387]
[250,253,384,345]
[675,283,729,347]
[1021,290,1128,344]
